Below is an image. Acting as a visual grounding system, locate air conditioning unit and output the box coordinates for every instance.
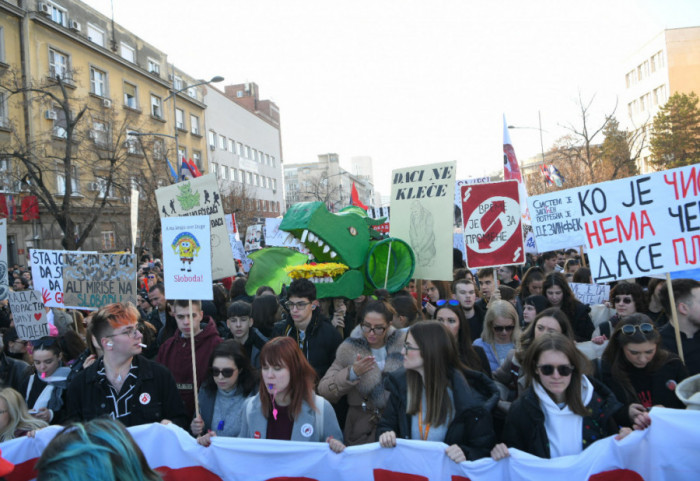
[38,3,51,16]
[102,98,112,108]
[87,182,100,192]
[45,110,57,120]
[209,145,215,151]
[69,20,81,32]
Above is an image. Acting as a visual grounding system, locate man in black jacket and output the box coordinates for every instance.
[66,302,187,429]
[0,335,31,392]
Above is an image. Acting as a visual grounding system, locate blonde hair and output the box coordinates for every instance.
[0,388,48,442]
[481,300,521,348]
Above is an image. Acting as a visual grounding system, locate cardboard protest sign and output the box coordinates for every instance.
[162,216,213,300]
[528,165,700,283]
[264,218,303,249]
[244,224,263,252]
[0,219,7,301]
[454,177,490,229]
[62,253,137,309]
[570,282,610,305]
[390,161,456,280]
[231,239,252,272]
[156,174,237,281]
[461,180,525,268]
[30,249,72,308]
[8,289,49,340]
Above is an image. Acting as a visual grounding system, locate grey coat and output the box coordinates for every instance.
[239,392,343,442]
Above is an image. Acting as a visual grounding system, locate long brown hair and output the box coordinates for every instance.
[406,321,459,426]
[523,332,590,416]
[516,308,573,363]
[434,304,487,374]
[259,337,317,418]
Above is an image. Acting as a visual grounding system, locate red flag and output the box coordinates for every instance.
[0,195,8,219]
[21,196,40,221]
[188,158,202,177]
[350,182,368,210]
[503,115,523,182]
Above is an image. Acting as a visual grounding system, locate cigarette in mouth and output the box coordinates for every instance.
[138,343,147,348]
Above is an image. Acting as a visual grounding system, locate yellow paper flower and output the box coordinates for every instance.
[286,263,348,280]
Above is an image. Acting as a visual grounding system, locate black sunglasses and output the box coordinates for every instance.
[621,323,654,336]
[210,367,237,378]
[538,364,574,376]
[493,325,515,333]
[614,296,633,305]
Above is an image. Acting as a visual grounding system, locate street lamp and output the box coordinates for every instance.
[166,74,224,178]
[508,111,548,187]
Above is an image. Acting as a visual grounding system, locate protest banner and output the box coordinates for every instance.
[527,164,700,283]
[244,224,263,252]
[0,218,7,301]
[390,161,456,280]
[161,216,213,301]
[8,289,49,340]
[570,282,610,305]
[29,249,72,308]
[461,180,525,268]
[3,408,699,481]
[62,253,137,309]
[156,174,237,281]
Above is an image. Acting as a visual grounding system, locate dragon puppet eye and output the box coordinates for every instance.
[348,227,357,236]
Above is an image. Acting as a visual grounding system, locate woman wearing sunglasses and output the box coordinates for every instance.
[378,321,495,462]
[318,299,405,445]
[595,282,647,340]
[492,332,630,460]
[20,337,66,424]
[473,301,521,372]
[191,340,258,446]
[600,315,687,424]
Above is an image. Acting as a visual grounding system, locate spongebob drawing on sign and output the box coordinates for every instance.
[172,232,201,272]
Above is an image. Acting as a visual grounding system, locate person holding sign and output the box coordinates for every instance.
[65,303,187,429]
[377,321,496,462]
[20,337,66,424]
[543,273,594,342]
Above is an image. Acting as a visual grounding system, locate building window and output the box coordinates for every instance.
[175,108,184,130]
[272,179,277,191]
[123,82,137,109]
[120,43,135,63]
[208,131,216,147]
[187,86,196,98]
[220,164,227,180]
[245,145,251,159]
[51,107,68,138]
[86,24,104,46]
[265,154,270,165]
[228,139,234,152]
[47,1,67,26]
[211,163,218,178]
[150,94,162,118]
[0,92,7,128]
[178,147,187,163]
[56,164,79,195]
[219,135,226,150]
[173,76,183,90]
[0,27,6,64]
[271,156,276,168]
[90,67,107,97]
[48,48,70,81]
[97,178,115,198]
[237,142,243,156]
[126,130,142,155]
[91,120,108,145]
[147,58,160,75]
[101,231,115,250]
[246,172,252,184]
[233,168,238,182]
[153,138,164,160]
[193,151,202,170]
[190,115,200,135]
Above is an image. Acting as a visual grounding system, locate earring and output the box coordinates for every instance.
[107,341,113,347]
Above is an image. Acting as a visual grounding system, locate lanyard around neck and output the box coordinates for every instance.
[418,401,430,441]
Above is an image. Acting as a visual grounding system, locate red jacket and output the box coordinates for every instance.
[156,317,222,418]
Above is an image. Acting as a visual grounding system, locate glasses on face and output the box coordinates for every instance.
[228,316,250,325]
[614,296,633,305]
[621,323,654,336]
[285,301,311,311]
[361,323,386,334]
[210,367,237,378]
[436,299,460,307]
[0,410,7,415]
[107,325,141,339]
[403,342,420,352]
[30,338,57,349]
[493,325,515,333]
[537,364,574,376]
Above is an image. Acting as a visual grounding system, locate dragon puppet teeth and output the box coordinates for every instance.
[285,233,294,244]
[301,229,309,243]
[330,251,337,259]
[323,245,330,254]
[317,239,324,247]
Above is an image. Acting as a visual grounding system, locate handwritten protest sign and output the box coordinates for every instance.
[244,224,264,252]
[0,219,7,301]
[528,165,700,283]
[462,180,525,268]
[62,253,136,309]
[156,174,237,280]
[570,282,610,305]
[30,249,71,308]
[390,161,456,280]
[162,216,213,300]
[8,290,49,340]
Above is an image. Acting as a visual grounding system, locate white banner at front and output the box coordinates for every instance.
[2,408,699,481]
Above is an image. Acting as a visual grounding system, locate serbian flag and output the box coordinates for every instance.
[350,182,368,210]
[187,158,202,177]
[503,114,523,182]
[541,164,554,186]
[180,158,194,180]
[549,164,565,187]
[21,196,39,221]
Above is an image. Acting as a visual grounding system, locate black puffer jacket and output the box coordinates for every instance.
[376,368,496,460]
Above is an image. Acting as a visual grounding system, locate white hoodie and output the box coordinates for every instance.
[534,375,594,458]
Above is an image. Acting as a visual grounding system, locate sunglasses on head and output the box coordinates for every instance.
[537,364,574,376]
[621,323,654,336]
[493,325,515,333]
[614,296,633,304]
[436,299,460,307]
[210,367,236,378]
[30,337,57,349]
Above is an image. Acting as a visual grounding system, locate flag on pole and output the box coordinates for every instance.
[21,196,40,221]
[541,164,554,186]
[187,158,202,178]
[165,156,178,183]
[503,115,523,182]
[180,158,194,180]
[350,182,368,210]
[548,164,565,187]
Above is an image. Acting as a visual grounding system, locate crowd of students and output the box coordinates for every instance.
[0,248,698,477]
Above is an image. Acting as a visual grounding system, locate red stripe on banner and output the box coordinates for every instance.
[452,477,473,481]
[588,469,644,481]
[155,466,223,481]
[373,468,429,481]
[6,458,38,481]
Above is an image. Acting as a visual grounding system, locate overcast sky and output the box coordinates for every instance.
[84,0,699,197]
